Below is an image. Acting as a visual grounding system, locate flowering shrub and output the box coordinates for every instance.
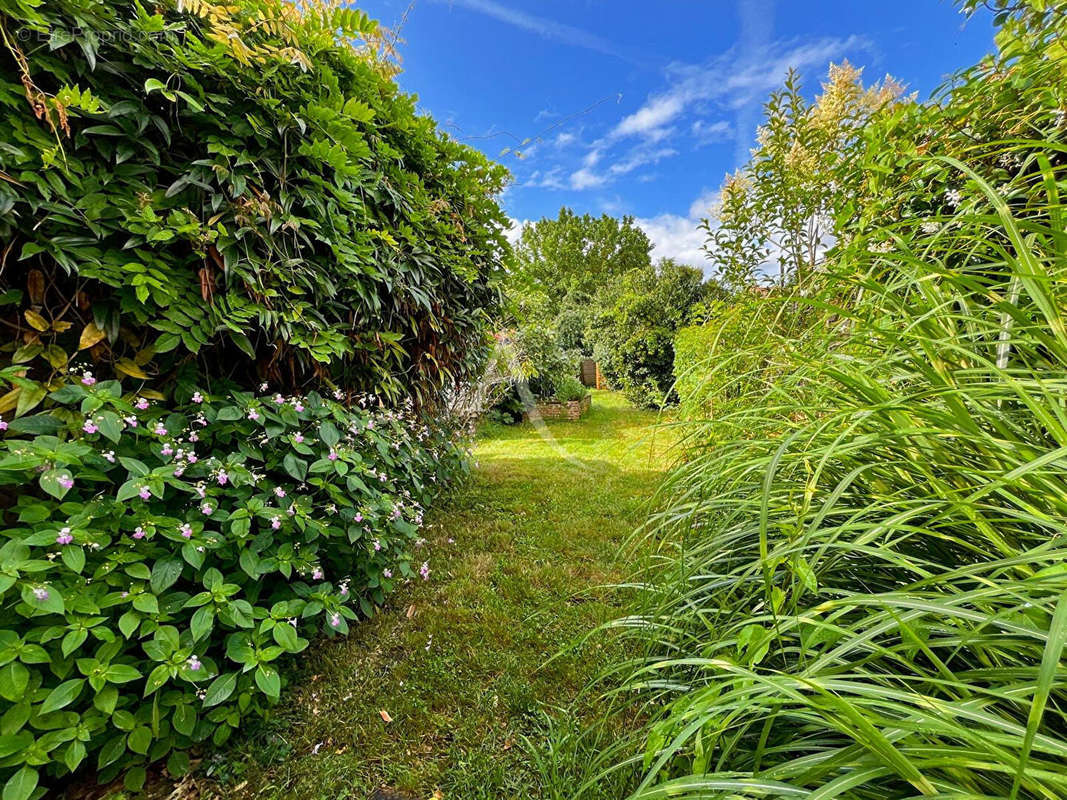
[0,373,462,796]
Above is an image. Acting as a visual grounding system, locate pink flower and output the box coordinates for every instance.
[373,539,381,551]
[161,443,173,456]
[383,568,392,578]
[33,587,49,601]
[354,513,363,523]
[248,409,260,422]
[274,486,286,498]
[102,450,115,463]
[189,432,199,443]
[328,450,338,461]
[82,420,98,434]
[329,613,341,628]
[187,453,197,464]
[200,503,213,516]
[133,527,147,539]
[339,583,349,597]
[259,382,269,392]
[419,561,430,581]
[273,394,285,405]
[293,433,304,444]
[56,527,73,545]
[135,397,149,411]
[138,486,151,500]
[191,391,203,404]
[287,503,296,516]
[179,523,192,539]
[187,655,202,671]
[81,372,96,386]
[216,470,229,486]
[0,420,7,431]
[124,416,138,428]
[270,516,281,530]
[293,401,305,413]
[153,423,167,436]
[58,475,74,490]
[312,567,324,581]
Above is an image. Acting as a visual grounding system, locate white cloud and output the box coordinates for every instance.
[635,211,709,269]
[611,35,870,144]
[570,167,606,190]
[691,119,732,145]
[555,132,576,147]
[431,0,625,59]
[612,95,685,139]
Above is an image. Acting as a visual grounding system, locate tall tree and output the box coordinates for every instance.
[509,208,652,322]
[702,62,905,291]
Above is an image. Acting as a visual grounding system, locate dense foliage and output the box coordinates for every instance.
[0,0,510,407]
[589,259,712,409]
[0,0,508,795]
[508,208,652,330]
[0,380,459,794]
[563,1,1067,797]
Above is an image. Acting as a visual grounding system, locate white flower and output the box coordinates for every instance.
[920,220,940,235]
[945,188,962,207]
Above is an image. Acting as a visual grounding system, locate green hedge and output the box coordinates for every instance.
[0,0,510,407]
[0,0,507,794]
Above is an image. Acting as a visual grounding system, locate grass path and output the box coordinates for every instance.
[202,391,672,800]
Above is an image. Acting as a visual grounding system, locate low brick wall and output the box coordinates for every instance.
[527,393,591,421]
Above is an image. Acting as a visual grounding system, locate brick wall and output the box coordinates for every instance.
[526,393,591,421]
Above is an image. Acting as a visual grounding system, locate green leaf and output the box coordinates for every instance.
[150,558,183,594]
[61,545,85,574]
[0,664,28,702]
[124,765,147,791]
[143,664,171,696]
[127,726,152,755]
[40,679,84,714]
[2,767,37,800]
[202,672,237,707]
[39,468,72,500]
[254,664,281,700]
[283,453,307,481]
[133,593,159,615]
[319,421,340,448]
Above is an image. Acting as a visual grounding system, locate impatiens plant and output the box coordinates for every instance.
[0,372,465,795]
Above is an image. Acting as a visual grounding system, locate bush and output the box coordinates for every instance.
[0,376,460,794]
[0,0,509,406]
[550,375,587,403]
[589,259,708,409]
[0,0,507,794]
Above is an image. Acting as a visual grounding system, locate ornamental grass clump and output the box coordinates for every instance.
[563,2,1067,798]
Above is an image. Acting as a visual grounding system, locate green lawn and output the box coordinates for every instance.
[184,391,672,800]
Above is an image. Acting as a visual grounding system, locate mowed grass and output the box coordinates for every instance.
[182,391,672,800]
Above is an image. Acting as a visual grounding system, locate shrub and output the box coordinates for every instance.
[550,375,587,403]
[0,0,510,407]
[589,259,708,409]
[0,375,460,794]
[0,0,506,794]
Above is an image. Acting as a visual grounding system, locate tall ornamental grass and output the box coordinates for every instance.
[564,3,1067,798]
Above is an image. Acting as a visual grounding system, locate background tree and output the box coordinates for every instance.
[702,62,905,290]
[589,258,711,408]
[509,208,652,324]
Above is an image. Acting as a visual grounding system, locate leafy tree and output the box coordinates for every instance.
[589,258,710,408]
[509,208,652,323]
[702,62,905,290]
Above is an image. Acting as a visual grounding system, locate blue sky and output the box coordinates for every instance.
[358,0,996,266]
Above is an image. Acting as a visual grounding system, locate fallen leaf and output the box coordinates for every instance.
[379,709,393,723]
[432,790,444,800]
[406,605,416,619]
[502,738,513,751]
